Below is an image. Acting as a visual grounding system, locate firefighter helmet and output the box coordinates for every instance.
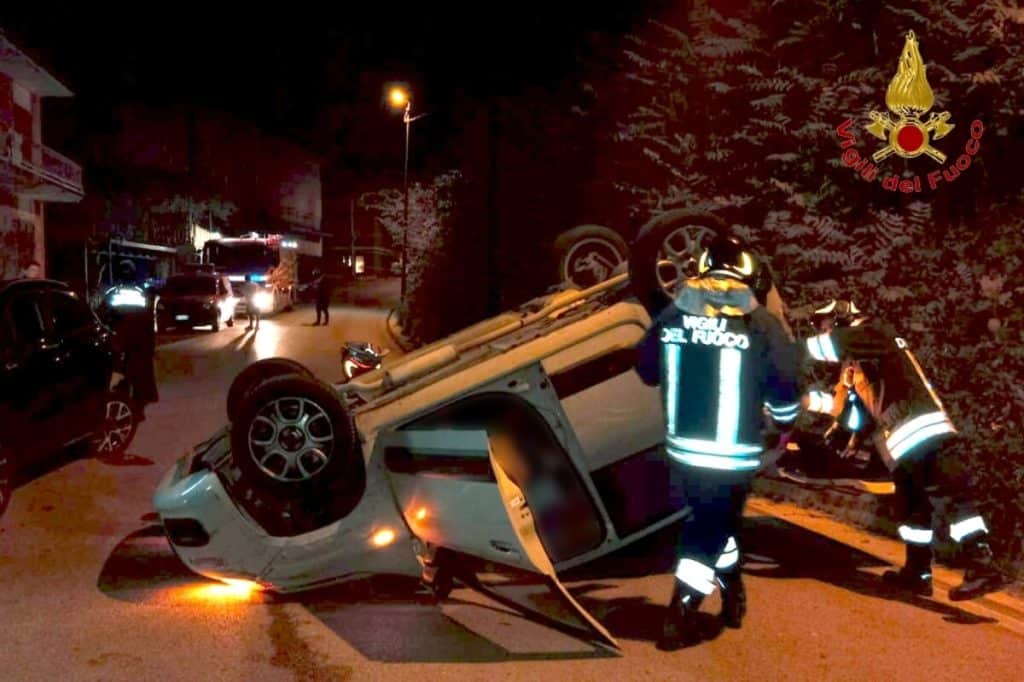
[812,299,863,330]
[697,234,772,304]
[698,234,756,280]
[117,259,137,284]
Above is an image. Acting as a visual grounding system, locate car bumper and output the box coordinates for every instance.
[153,435,422,592]
[158,309,218,327]
[154,460,286,586]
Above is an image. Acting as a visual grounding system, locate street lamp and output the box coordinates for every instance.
[388,86,426,302]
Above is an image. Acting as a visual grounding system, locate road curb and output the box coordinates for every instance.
[385,308,417,353]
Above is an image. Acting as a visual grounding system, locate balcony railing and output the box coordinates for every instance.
[38,143,83,193]
[1,129,84,199]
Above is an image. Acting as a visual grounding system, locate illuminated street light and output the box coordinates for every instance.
[387,84,427,303]
[389,87,409,109]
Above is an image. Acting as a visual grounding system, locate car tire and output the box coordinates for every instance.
[226,357,315,423]
[553,225,629,290]
[90,387,139,458]
[0,445,14,519]
[628,209,725,316]
[229,374,363,499]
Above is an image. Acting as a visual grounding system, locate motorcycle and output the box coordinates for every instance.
[341,342,390,381]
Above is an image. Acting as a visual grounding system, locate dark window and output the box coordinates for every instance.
[47,291,95,336]
[6,292,45,344]
[590,447,686,538]
[549,348,638,399]
[202,242,277,272]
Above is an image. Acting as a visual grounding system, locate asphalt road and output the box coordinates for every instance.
[1,282,1022,681]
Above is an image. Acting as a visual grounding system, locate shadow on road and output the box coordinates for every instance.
[289,575,611,663]
[93,505,995,663]
[95,528,609,662]
[12,441,90,489]
[97,525,203,598]
[558,512,994,646]
[739,515,997,625]
[96,524,272,606]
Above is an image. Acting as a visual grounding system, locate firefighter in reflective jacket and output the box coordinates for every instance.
[804,299,1005,601]
[635,234,800,650]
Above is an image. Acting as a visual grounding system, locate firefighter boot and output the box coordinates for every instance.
[657,579,704,651]
[949,539,1005,601]
[718,572,746,629]
[882,543,933,597]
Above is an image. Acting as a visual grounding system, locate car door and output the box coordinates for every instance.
[379,364,616,650]
[540,320,687,540]
[41,289,114,444]
[0,288,65,457]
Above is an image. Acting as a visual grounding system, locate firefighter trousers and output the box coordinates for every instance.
[672,464,756,594]
[893,436,988,553]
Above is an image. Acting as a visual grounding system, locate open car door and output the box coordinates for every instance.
[381,427,618,651]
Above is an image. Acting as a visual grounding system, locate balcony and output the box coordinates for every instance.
[0,130,84,202]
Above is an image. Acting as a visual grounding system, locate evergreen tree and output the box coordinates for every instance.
[592,0,1024,565]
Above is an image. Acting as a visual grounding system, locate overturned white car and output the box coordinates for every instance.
[157,275,682,647]
[153,211,878,648]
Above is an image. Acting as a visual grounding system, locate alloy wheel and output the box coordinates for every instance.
[247,396,335,483]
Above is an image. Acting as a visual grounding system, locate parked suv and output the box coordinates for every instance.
[155,273,237,332]
[0,279,140,517]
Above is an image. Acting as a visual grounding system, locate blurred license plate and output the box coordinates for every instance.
[175,314,189,321]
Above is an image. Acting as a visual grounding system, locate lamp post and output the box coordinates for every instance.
[401,99,411,301]
[388,86,426,303]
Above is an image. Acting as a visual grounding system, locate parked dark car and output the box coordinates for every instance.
[0,279,140,517]
[154,273,237,332]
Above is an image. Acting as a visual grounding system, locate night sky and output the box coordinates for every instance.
[1,2,670,172]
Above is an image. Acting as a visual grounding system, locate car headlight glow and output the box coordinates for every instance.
[110,288,147,308]
[253,291,274,312]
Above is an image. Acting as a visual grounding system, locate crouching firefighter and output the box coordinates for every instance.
[804,299,1006,601]
[635,234,800,650]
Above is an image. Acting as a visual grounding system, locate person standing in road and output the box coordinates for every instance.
[311,269,332,326]
[634,234,800,650]
[242,279,262,331]
[803,299,1006,601]
[101,260,159,420]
